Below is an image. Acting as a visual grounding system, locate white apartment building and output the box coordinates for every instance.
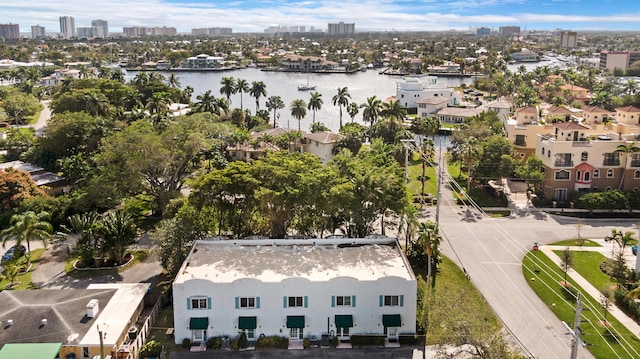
[396,77,460,110]
[59,16,75,39]
[172,238,417,345]
[31,25,45,38]
[328,22,354,35]
[560,31,577,48]
[184,54,225,68]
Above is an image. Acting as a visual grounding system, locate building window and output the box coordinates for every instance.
[284,296,307,308]
[576,170,581,180]
[554,170,570,180]
[188,297,211,310]
[515,134,525,147]
[380,295,404,307]
[332,295,355,307]
[593,169,600,178]
[541,148,545,155]
[584,171,590,181]
[83,347,89,358]
[581,152,588,161]
[603,152,620,166]
[607,169,614,178]
[237,297,258,309]
[635,170,640,179]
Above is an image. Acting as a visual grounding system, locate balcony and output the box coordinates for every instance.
[571,141,592,147]
[631,160,640,167]
[603,160,621,166]
[554,161,574,167]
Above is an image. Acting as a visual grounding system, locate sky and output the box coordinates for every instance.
[4,0,640,34]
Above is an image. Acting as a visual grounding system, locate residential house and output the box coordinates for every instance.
[302,131,343,164]
[511,49,538,62]
[172,238,417,345]
[416,97,449,118]
[616,105,640,126]
[396,77,460,111]
[580,106,613,125]
[0,284,149,359]
[560,84,590,102]
[482,99,512,120]
[436,107,483,124]
[279,55,335,72]
[184,54,225,69]
[40,69,80,87]
[544,106,574,123]
[0,160,67,194]
[503,106,548,159]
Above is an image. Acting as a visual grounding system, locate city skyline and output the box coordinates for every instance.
[2,0,640,34]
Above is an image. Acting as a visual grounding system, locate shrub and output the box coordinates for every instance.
[303,337,310,349]
[237,332,248,349]
[140,339,161,356]
[330,336,339,347]
[350,335,385,347]
[181,338,191,349]
[206,337,221,349]
[255,335,288,349]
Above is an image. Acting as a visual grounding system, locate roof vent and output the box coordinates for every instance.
[87,299,99,318]
[41,319,48,325]
[7,319,13,326]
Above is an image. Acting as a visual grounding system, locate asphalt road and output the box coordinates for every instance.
[437,184,636,359]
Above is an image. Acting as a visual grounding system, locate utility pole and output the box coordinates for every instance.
[97,324,107,359]
[435,140,443,225]
[563,292,583,359]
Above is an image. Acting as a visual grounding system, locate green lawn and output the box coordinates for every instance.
[0,248,45,290]
[555,251,615,292]
[415,255,500,345]
[551,239,601,247]
[406,159,437,199]
[523,250,640,359]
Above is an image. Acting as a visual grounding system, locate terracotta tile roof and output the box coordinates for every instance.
[581,105,612,114]
[554,121,589,130]
[515,106,537,114]
[546,106,572,115]
[304,131,343,144]
[617,105,640,113]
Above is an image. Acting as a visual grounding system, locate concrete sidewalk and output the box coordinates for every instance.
[541,245,640,341]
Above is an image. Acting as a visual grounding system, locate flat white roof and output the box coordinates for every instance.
[79,283,150,347]
[174,238,415,284]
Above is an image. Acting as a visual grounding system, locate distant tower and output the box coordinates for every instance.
[91,19,109,38]
[59,16,75,39]
[31,25,46,38]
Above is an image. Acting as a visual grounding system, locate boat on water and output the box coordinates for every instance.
[298,84,317,91]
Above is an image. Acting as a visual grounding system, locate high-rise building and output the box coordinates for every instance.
[0,23,20,40]
[91,20,109,37]
[31,25,45,38]
[599,51,640,73]
[327,22,355,35]
[560,31,577,48]
[192,27,232,36]
[498,25,520,37]
[59,16,76,38]
[123,26,176,37]
[476,27,491,37]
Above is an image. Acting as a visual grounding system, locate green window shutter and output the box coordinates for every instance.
[379,295,383,307]
[331,296,335,307]
[283,296,287,308]
[256,297,261,309]
[207,297,212,309]
[304,296,308,308]
[352,295,356,307]
[400,295,404,307]
[235,297,239,309]
[187,298,192,310]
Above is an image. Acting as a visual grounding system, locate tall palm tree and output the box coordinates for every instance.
[615,142,640,190]
[1,211,52,266]
[290,99,307,131]
[249,81,267,114]
[461,136,481,192]
[84,91,111,117]
[332,87,351,129]
[110,68,125,83]
[266,95,285,128]
[167,73,181,89]
[347,102,359,123]
[361,96,382,141]
[146,91,171,115]
[381,99,407,122]
[193,90,217,113]
[219,76,236,104]
[307,92,323,125]
[235,78,250,112]
[418,220,441,290]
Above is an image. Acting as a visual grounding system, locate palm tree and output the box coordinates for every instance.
[266,95,285,128]
[167,73,181,89]
[460,136,481,192]
[307,92,323,125]
[290,99,307,131]
[193,90,217,113]
[605,229,636,256]
[615,142,640,190]
[1,211,52,266]
[361,96,382,141]
[212,98,230,116]
[101,210,137,265]
[219,76,236,104]
[84,91,111,117]
[110,68,125,83]
[418,220,441,290]
[381,99,407,122]
[249,81,267,113]
[146,92,171,115]
[347,102,359,123]
[332,87,351,128]
[235,78,250,112]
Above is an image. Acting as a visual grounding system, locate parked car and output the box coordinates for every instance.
[0,122,10,128]
[1,245,26,262]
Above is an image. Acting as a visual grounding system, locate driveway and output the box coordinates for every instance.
[31,233,162,289]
